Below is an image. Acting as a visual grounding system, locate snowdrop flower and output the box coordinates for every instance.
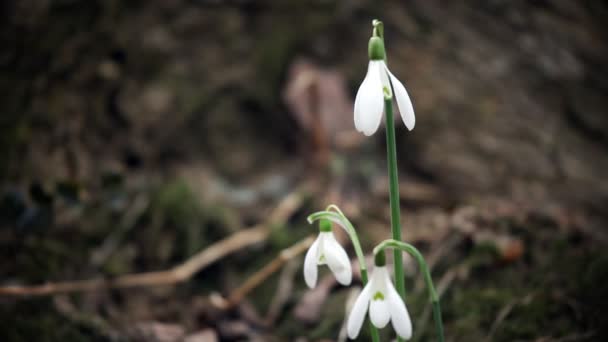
[347,253,412,340]
[303,220,352,288]
[354,36,415,136]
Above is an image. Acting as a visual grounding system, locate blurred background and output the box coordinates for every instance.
[1,1,607,341]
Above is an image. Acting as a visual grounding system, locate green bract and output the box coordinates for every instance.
[368,36,385,61]
[319,219,332,232]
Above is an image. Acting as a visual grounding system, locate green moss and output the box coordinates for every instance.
[149,179,206,258]
[423,233,605,342]
[152,180,201,228]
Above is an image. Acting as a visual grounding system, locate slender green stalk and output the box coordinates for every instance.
[307,207,380,342]
[384,98,407,296]
[374,239,445,342]
[374,20,407,342]
[432,300,445,342]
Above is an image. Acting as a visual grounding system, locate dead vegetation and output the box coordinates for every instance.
[1,1,607,341]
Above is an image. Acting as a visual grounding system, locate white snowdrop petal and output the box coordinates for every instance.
[366,266,391,328]
[386,67,416,131]
[303,237,320,289]
[369,292,391,328]
[316,233,327,266]
[347,283,372,339]
[323,233,352,285]
[354,63,372,133]
[379,61,392,97]
[387,280,413,339]
[354,61,384,136]
[372,265,390,284]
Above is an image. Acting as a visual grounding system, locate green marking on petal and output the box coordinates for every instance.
[383,86,392,98]
[373,291,385,301]
[318,254,326,262]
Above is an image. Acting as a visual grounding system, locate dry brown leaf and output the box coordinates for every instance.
[184,329,219,342]
[128,322,185,342]
[284,58,354,137]
[283,58,362,165]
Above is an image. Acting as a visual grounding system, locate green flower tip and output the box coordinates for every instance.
[319,219,332,232]
[368,36,385,61]
[374,250,386,266]
[372,19,384,38]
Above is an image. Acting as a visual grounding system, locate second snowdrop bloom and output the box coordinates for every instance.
[347,254,412,340]
[303,220,352,288]
[354,36,416,136]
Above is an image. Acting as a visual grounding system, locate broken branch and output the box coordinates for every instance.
[0,191,304,298]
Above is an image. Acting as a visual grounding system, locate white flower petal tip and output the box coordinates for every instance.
[387,69,416,131]
[346,266,413,339]
[370,294,390,328]
[303,237,320,289]
[354,61,384,136]
[387,278,412,339]
[347,284,372,339]
[303,232,353,288]
[323,233,352,285]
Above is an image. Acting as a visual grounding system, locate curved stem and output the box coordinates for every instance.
[374,240,438,301]
[307,208,380,342]
[374,239,445,342]
[372,19,384,40]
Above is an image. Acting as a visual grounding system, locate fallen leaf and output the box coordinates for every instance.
[184,329,218,342]
[283,58,360,165]
[128,322,185,342]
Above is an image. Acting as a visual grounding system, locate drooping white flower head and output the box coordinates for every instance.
[354,36,415,136]
[347,265,412,340]
[303,228,352,288]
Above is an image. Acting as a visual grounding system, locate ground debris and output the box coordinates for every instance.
[184,329,218,342]
[127,321,185,342]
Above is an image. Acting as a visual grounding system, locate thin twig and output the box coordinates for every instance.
[210,235,315,310]
[0,191,304,298]
[414,235,463,293]
[91,194,150,266]
[485,293,535,342]
[264,259,299,325]
[417,265,458,337]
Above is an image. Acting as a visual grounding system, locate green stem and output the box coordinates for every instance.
[432,300,445,342]
[385,98,406,299]
[375,19,404,341]
[307,207,380,342]
[374,239,445,342]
